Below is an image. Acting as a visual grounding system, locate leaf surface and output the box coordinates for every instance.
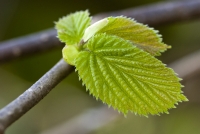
[97,17,170,56]
[55,10,91,45]
[75,34,187,115]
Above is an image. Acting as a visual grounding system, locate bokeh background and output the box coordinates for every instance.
[0,0,200,133]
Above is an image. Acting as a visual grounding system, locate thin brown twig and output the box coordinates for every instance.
[169,50,200,80]
[0,59,74,134]
[40,106,119,134]
[93,0,200,25]
[0,0,200,64]
[0,29,64,64]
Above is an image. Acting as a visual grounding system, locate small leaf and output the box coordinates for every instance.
[75,33,187,116]
[55,10,91,45]
[97,17,170,56]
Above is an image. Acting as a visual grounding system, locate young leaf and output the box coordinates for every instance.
[82,18,108,42]
[55,10,91,45]
[97,17,170,56]
[75,33,187,116]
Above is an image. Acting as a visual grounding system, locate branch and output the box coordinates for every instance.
[169,50,200,80]
[1,0,200,63]
[40,106,119,134]
[0,29,64,64]
[93,0,200,25]
[0,59,74,133]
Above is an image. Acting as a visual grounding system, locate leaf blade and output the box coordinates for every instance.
[55,10,91,45]
[97,17,170,56]
[76,34,187,116]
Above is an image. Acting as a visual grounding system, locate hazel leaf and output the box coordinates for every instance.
[97,17,170,56]
[55,10,91,45]
[75,33,188,116]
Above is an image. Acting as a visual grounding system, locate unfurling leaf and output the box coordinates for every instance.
[97,17,170,56]
[75,34,187,116]
[62,45,79,65]
[56,11,188,116]
[83,18,108,42]
[55,10,91,45]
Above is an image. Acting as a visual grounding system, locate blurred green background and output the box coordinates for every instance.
[0,0,200,133]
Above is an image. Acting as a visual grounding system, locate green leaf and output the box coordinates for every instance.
[75,33,188,116]
[55,10,91,45]
[97,17,170,56]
